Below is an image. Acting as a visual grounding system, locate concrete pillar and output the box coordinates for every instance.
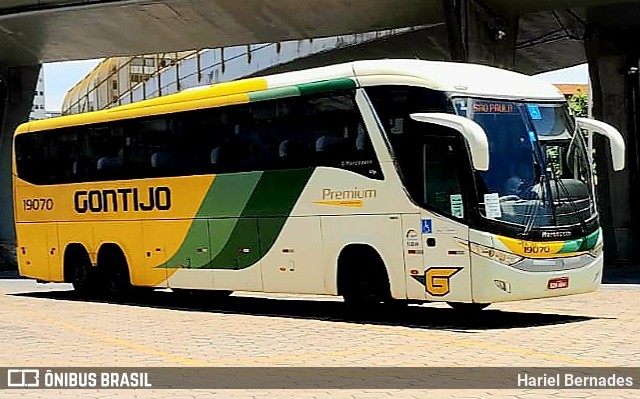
[585,5,640,265]
[442,0,518,69]
[0,65,39,268]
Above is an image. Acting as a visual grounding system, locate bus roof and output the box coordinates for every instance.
[16,59,564,135]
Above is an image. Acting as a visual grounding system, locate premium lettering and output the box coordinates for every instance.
[322,188,377,201]
[74,187,171,213]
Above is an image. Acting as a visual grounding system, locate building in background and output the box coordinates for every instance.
[44,111,61,118]
[29,69,45,120]
[554,83,590,117]
[554,83,589,100]
[61,28,416,115]
[61,53,191,114]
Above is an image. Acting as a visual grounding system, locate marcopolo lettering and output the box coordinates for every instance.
[74,187,171,213]
[541,231,572,239]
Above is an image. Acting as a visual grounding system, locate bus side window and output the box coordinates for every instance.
[302,92,382,179]
[15,134,47,184]
[15,127,83,185]
[89,126,124,181]
[314,122,345,166]
[150,150,174,174]
[278,138,307,169]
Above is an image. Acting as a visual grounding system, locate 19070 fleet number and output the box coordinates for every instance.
[22,198,54,211]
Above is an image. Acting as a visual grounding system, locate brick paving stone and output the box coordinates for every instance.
[0,280,638,399]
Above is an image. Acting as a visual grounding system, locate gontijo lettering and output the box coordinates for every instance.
[74,187,171,213]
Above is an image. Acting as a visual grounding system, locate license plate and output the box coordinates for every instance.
[548,277,569,289]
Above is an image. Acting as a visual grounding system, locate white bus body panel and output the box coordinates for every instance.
[260,216,326,295]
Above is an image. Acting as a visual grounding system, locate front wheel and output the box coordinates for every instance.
[338,247,392,316]
[447,302,490,312]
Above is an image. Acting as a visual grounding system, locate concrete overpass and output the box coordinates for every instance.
[0,0,637,66]
[1,0,640,265]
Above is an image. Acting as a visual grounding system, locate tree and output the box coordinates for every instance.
[569,89,589,117]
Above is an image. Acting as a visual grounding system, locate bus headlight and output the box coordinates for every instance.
[588,242,603,258]
[469,242,524,266]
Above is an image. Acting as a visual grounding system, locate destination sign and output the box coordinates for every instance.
[473,102,516,114]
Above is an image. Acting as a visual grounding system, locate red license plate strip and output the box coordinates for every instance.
[548,277,569,289]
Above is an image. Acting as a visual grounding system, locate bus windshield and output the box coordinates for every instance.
[453,98,596,230]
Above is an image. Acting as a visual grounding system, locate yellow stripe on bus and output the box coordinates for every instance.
[15,78,269,134]
[496,235,585,259]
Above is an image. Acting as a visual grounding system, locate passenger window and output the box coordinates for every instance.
[303,93,382,179]
[15,90,384,184]
[15,134,49,184]
[123,118,174,178]
[91,126,124,180]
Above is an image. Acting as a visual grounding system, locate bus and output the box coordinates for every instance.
[13,59,625,310]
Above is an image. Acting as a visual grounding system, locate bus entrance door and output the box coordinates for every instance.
[419,135,472,303]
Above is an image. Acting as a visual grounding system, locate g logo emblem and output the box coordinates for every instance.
[425,267,463,296]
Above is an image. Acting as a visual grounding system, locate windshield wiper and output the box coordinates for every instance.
[550,174,588,233]
[519,108,554,236]
[552,126,591,234]
[522,170,546,237]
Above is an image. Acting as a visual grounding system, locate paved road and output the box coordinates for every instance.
[0,278,638,398]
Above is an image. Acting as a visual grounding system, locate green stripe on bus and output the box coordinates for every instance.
[297,78,356,96]
[241,168,314,217]
[247,78,356,103]
[158,168,314,270]
[158,172,263,269]
[198,172,262,218]
[558,230,599,254]
[200,168,314,269]
[205,218,261,269]
[248,86,300,102]
[580,230,599,251]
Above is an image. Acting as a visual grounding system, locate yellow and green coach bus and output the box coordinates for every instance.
[13,60,626,310]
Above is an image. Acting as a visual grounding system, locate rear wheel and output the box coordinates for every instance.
[65,246,95,295]
[447,302,490,312]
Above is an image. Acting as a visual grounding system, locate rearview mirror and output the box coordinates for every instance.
[576,117,625,171]
[410,113,489,171]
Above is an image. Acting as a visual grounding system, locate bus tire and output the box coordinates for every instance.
[338,245,392,309]
[64,245,95,295]
[447,302,490,312]
[97,244,132,298]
